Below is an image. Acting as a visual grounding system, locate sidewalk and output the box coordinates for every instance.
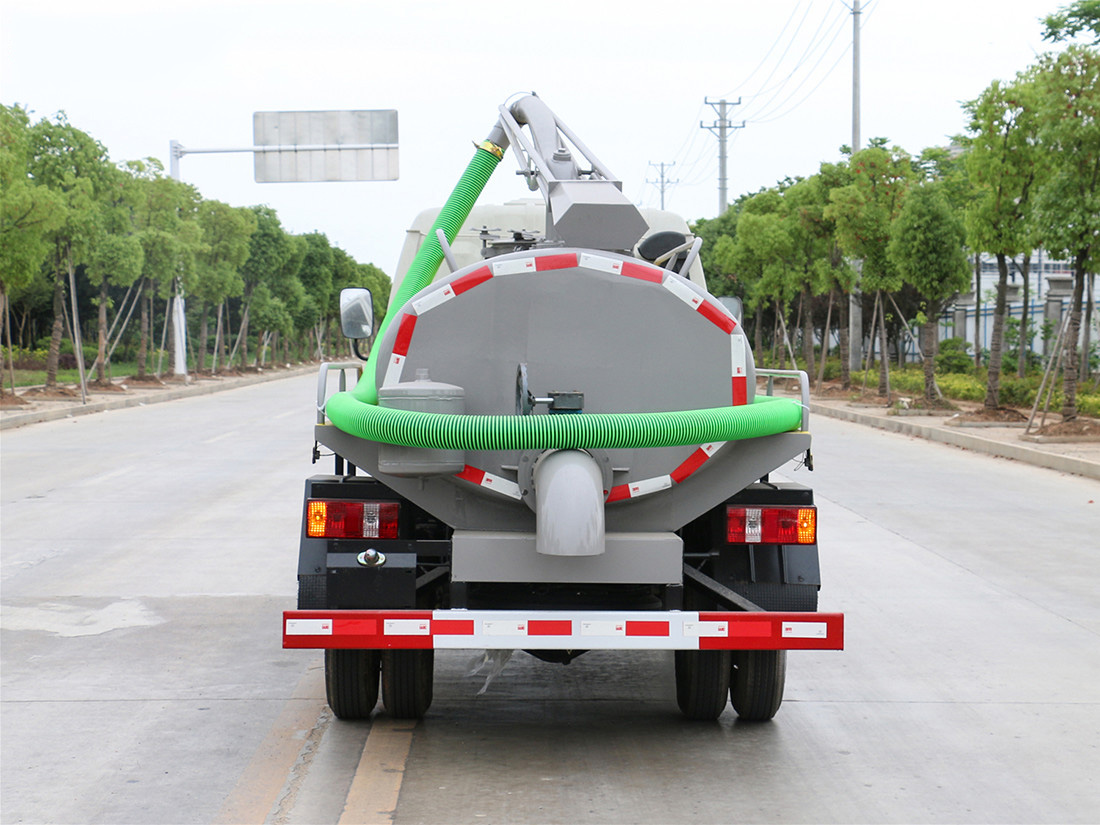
[0,365,319,431]
[808,396,1100,481]
[3,368,1098,481]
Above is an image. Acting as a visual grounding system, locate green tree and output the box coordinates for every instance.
[888,183,971,401]
[812,160,858,389]
[193,200,255,371]
[964,73,1045,408]
[125,161,202,379]
[692,206,740,291]
[27,113,116,390]
[826,145,915,396]
[296,232,336,359]
[87,230,143,383]
[0,105,63,396]
[719,190,795,365]
[232,205,293,367]
[1043,0,1100,44]
[1030,44,1100,420]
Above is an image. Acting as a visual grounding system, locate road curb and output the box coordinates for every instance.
[809,401,1100,481]
[0,367,318,431]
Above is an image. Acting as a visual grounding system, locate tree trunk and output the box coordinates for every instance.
[816,290,834,392]
[155,295,171,379]
[1017,253,1031,379]
[137,279,150,379]
[95,276,109,384]
[777,302,787,370]
[876,292,890,398]
[197,304,209,373]
[212,302,224,373]
[922,318,937,402]
[1081,272,1093,381]
[44,252,66,390]
[228,300,250,369]
[801,287,815,382]
[754,305,763,357]
[839,291,851,390]
[973,254,982,369]
[984,253,1010,409]
[0,290,9,395]
[1060,253,1086,421]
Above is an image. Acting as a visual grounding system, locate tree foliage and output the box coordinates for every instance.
[888,183,971,400]
[2,109,391,387]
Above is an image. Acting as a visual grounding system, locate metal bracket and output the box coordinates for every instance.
[682,563,764,612]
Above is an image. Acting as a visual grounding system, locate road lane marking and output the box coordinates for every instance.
[338,718,418,825]
[213,662,326,824]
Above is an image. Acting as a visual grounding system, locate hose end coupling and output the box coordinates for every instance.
[475,139,505,160]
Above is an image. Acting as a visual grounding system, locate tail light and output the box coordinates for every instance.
[306,500,400,539]
[727,506,816,544]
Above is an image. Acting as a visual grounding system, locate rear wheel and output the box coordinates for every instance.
[325,649,380,720]
[674,649,731,720]
[730,650,786,721]
[381,650,434,719]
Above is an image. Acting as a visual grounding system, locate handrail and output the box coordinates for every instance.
[756,369,810,432]
[316,361,363,424]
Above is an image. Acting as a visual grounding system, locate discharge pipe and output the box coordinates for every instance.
[534,451,605,556]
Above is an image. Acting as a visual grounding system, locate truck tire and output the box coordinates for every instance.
[730,650,786,721]
[674,649,731,720]
[381,650,434,719]
[325,650,380,720]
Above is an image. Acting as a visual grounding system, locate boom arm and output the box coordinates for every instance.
[496,95,648,252]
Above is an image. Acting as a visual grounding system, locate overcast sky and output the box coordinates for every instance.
[2,0,1060,277]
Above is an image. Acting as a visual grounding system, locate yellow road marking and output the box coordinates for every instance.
[213,661,326,824]
[338,718,418,825]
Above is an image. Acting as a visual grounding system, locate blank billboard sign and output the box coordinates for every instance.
[253,110,398,182]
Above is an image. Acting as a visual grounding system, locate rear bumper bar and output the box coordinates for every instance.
[283,609,844,651]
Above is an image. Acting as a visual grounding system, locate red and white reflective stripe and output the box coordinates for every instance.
[670,441,724,483]
[382,313,418,388]
[577,252,665,283]
[661,275,704,310]
[731,334,748,406]
[411,283,456,315]
[578,252,625,274]
[283,609,844,651]
[454,465,523,500]
[607,474,671,503]
[662,276,740,336]
[490,257,537,276]
[607,442,725,502]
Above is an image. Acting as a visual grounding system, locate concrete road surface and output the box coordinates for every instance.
[2,373,1098,824]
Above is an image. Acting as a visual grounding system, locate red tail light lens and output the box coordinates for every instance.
[306,500,399,538]
[727,506,816,544]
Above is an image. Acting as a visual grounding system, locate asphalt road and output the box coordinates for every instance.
[2,373,1098,824]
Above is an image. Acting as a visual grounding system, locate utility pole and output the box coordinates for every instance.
[701,98,744,216]
[852,0,861,153]
[646,161,678,210]
[849,0,864,373]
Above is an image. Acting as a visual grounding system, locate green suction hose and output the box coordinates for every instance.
[325,133,805,451]
[325,393,804,450]
[355,141,505,405]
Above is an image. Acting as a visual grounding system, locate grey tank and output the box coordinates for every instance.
[316,247,809,534]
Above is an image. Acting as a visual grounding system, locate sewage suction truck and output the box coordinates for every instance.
[283,95,844,721]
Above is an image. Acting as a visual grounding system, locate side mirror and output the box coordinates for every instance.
[718,295,743,324]
[340,288,374,339]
